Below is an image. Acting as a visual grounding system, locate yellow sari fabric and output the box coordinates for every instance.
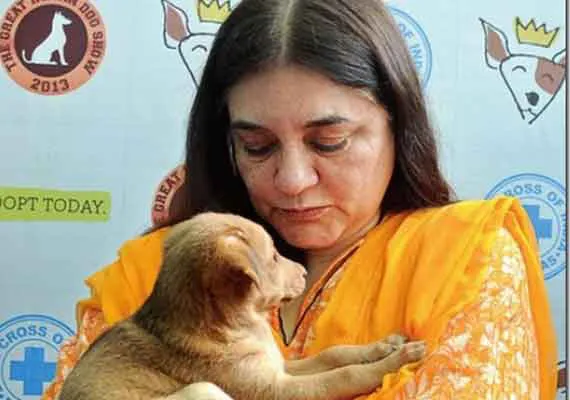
[77,227,169,326]
[286,198,557,398]
[77,197,557,398]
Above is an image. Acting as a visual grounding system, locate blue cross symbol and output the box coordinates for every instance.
[10,347,56,396]
[523,204,553,240]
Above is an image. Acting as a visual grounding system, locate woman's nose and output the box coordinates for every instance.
[273,148,318,196]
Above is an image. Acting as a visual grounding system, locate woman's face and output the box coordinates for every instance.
[227,65,395,252]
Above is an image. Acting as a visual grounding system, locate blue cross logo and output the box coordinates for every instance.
[10,347,56,396]
[523,204,553,240]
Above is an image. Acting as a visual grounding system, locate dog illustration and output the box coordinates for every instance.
[22,11,72,66]
[58,212,425,399]
[161,0,239,87]
[480,18,566,124]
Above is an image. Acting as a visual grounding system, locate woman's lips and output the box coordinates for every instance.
[275,206,330,222]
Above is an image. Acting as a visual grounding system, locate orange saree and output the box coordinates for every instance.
[42,197,558,399]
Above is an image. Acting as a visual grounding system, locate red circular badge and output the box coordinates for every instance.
[0,0,106,95]
[151,164,187,226]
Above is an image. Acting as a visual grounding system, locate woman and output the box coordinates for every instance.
[43,0,558,398]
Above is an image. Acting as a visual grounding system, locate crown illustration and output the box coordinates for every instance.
[197,0,231,24]
[515,17,559,47]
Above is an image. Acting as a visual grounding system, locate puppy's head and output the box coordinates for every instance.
[164,213,306,309]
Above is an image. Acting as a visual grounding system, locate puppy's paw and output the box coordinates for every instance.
[372,341,426,374]
[382,334,408,346]
[397,341,427,364]
[364,334,408,362]
[366,342,400,362]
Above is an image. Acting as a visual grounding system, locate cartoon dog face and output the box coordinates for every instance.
[161,0,242,87]
[481,18,566,124]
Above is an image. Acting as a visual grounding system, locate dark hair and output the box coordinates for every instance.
[161,0,454,248]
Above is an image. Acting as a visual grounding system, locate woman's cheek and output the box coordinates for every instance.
[239,164,272,202]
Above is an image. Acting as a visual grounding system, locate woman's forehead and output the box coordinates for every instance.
[227,65,380,127]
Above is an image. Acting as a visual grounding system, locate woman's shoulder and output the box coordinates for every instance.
[87,226,171,281]
[85,226,172,296]
[120,227,171,252]
[102,226,172,277]
[81,226,173,325]
[383,196,534,247]
[402,196,526,225]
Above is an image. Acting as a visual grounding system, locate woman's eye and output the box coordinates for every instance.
[242,143,275,157]
[310,137,348,153]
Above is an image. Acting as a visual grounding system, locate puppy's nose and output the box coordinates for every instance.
[526,91,539,106]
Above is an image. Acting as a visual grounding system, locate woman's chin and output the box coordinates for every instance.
[278,228,339,250]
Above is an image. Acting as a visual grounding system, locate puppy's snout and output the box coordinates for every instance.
[282,261,306,300]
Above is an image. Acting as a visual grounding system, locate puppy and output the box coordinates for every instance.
[58,213,425,400]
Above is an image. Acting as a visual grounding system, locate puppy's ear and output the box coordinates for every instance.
[207,228,260,299]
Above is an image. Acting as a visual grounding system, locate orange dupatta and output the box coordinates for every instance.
[78,198,557,398]
[286,198,557,398]
[76,228,169,326]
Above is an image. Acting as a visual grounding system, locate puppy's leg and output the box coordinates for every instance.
[383,334,408,346]
[285,334,409,375]
[278,341,426,400]
[163,382,233,400]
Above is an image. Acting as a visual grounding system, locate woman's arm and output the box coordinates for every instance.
[385,227,540,399]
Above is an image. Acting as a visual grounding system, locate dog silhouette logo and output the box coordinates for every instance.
[480,17,566,124]
[0,0,106,95]
[21,11,73,66]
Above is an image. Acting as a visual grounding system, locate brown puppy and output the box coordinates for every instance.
[58,213,425,400]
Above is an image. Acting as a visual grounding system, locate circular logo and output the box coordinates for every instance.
[0,314,74,399]
[0,0,106,95]
[151,164,187,227]
[387,6,432,88]
[486,173,566,279]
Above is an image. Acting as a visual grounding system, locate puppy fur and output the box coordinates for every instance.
[58,213,424,400]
